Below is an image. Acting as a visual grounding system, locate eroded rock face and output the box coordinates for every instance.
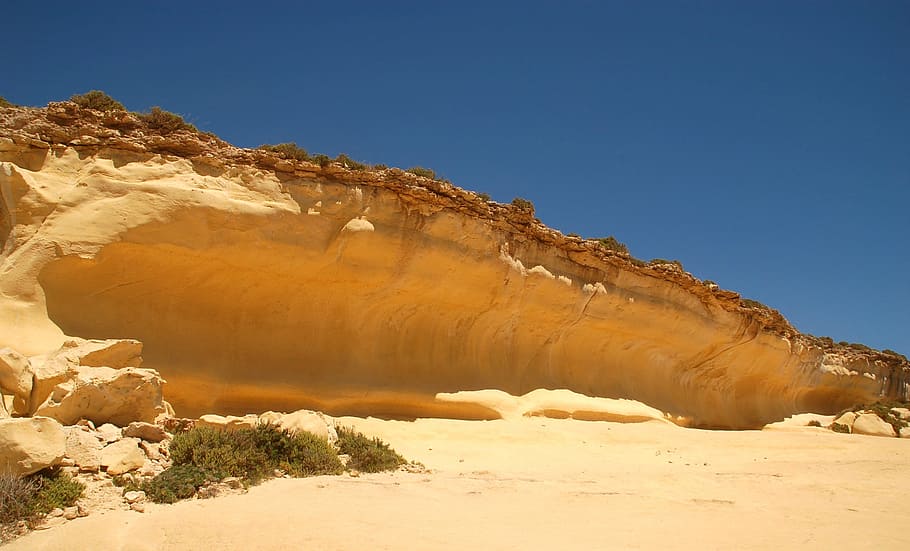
[1,102,908,428]
[0,416,65,476]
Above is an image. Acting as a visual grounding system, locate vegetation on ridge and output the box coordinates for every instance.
[0,96,14,108]
[138,106,197,134]
[336,426,406,473]
[70,90,125,112]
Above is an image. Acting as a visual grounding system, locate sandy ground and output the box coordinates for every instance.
[8,416,909,550]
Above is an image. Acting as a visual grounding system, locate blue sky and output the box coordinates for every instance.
[4,1,908,354]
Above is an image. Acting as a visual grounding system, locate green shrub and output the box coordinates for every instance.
[336,426,405,473]
[511,197,535,214]
[70,90,125,111]
[169,423,342,485]
[335,153,368,170]
[259,142,310,161]
[594,236,629,255]
[807,420,822,427]
[141,465,214,504]
[0,96,14,108]
[372,163,388,170]
[830,422,850,434]
[864,401,908,436]
[139,106,197,134]
[31,470,84,514]
[476,192,491,202]
[882,349,908,361]
[406,166,436,179]
[1,469,84,536]
[312,154,331,167]
[741,298,769,310]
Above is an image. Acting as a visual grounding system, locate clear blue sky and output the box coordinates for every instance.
[4,1,908,354]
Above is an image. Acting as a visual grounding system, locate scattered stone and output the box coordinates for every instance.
[139,440,163,460]
[123,490,146,504]
[0,416,66,476]
[77,418,96,430]
[123,421,168,442]
[96,423,122,443]
[891,407,910,421]
[276,409,337,442]
[222,477,243,490]
[900,426,910,439]
[101,437,146,475]
[35,516,67,530]
[63,506,79,520]
[851,413,896,437]
[130,502,145,513]
[64,426,103,472]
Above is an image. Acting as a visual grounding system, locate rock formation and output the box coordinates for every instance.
[1,100,908,429]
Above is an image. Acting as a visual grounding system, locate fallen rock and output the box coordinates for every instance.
[123,490,146,504]
[851,413,896,438]
[63,426,103,472]
[33,366,167,426]
[101,437,146,475]
[900,426,910,439]
[63,506,79,520]
[130,502,145,513]
[275,409,338,442]
[0,347,32,415]
[0,416,65,476]
[832,411,857,427]
[96,423,123,443]
[891,407,910,421]
[123,421,168,442]
[64,338,143,369]
[195,413,258,431]
[139,440,163,461]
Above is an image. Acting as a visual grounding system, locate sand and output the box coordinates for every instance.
[8,415,909,550]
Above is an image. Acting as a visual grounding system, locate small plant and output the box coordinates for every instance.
[406,166,436,179]
[336,426,405,473]
[649,258,683,269]
[511,197,535,214]
[168,423,342,486]
[141,464,214,504]
[372,163,388,170]
[312,154,331,167]
[259,142,310,161]
[335,153,367,171]
[70,90,125,111]
[882,349,908,361]
[0,96,14,108]
[138,106,197,134]
[830,422,850,434]
[1,469,84,537]
[594,236,629,255]
[476,192,491,202]
[741,298,770,310]
[807,420,822,427]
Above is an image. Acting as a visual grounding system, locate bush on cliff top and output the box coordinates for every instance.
[259,142,311,161]
[70,90,125,112]
[593,236,629,255]
[0,96,14,108]
[138,106,197,134]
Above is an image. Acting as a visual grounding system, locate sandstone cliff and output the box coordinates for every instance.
[1,101,907,428]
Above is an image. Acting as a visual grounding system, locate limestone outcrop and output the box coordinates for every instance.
[1,101,908,429]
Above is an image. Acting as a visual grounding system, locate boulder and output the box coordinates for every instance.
[100,437,146,475]
[0,417,66,476]
[891,407,910,421]
[123,421,168,442]
[33,366,167,426]
[0,347,33,415]
[96,423,123,443]
[851,413,896,438]
[277,409,337,442]
[195,413,258,431]
[53,338,143,369]
[832,411,857,428]
[63,426,103,472]
[900,426,910,439]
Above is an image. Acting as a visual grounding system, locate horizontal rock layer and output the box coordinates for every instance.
[1,102,907,428]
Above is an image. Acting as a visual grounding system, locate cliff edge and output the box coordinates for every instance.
[1,100,907,428]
